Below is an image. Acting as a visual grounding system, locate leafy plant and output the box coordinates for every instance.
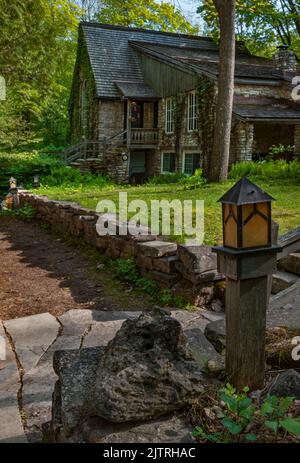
[109,259,188,308]
[193,383,300,443]
[229,160,300,182]
[1,205,36,221]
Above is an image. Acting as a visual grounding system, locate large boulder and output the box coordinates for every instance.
[93,308,205,423]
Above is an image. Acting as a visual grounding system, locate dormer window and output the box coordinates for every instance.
[187,91,198,132]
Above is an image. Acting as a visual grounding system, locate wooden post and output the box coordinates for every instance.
[214,177,281,390]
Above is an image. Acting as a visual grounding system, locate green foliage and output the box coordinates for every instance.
[148,172,186,185]
[0,151,63,193]
[95,0,199,33]
[229,160,300,181]
[0,0,78,148]
[198,0,300,58]
[193,383,300,443]
[41,166,111,188]
[1,205,36,221]
[268,144,295,159]
[110,258,188,308]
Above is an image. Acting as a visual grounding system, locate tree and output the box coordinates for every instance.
[0,0,78,148]
[207,0,236,182]
[95,0,199,33]
[198,0,300,58]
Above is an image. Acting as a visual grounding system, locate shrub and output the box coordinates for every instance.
[229,160,300,182]
[193,383,300,443]
[148,172,186,185]
[41,166,111,188]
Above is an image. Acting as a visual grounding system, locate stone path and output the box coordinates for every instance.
[0,308,223,443]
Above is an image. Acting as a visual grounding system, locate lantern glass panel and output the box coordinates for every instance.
[223,204,238,248]
[242,202,269,248]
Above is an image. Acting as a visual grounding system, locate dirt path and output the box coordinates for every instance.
[0,216,152,320]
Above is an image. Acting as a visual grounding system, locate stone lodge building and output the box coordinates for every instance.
[68,22,300,183]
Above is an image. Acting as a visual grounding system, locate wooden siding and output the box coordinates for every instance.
[138,54,198,97]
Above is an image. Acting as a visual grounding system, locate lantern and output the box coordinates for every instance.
[9,177,17,189]
[33,175,40,189]
[218,177,274,250]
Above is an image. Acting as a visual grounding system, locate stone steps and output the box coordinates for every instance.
[278,252,300,276]
[271,270,298,294]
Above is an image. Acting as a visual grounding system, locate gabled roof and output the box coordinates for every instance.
[114,80,158,99]
[81,22,220,98]
[218,177,274,205]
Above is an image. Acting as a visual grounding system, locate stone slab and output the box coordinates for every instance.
[0,323,27,443]
[272,271,297,294]
[137,240,177,258]
[278,252,300,276]
[4,313,61,372]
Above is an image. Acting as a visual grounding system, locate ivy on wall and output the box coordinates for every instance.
[195,75,216,177]
[173,94,185,169]
[69,30,97,144]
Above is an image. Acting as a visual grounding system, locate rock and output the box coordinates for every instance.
[152,256,179,274]
[269,281,300,331]
[137,240,177,258]
[271,271,297,294]
[52,347,104,439]
[278,253,300,276]
[93,309,205,423]
[82,414,195,443]
[268,370,300,399]
[177,245,217,273]
[204,319,226,353]
[184,328,223,370]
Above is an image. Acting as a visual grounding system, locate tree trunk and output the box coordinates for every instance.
[208,0,236,182]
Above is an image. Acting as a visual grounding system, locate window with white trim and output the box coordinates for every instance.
[165,97,175,134]
[183,152,201,175]
[187,91,198,131]
[161,152,176,173]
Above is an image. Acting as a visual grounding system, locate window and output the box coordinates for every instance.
[161,152,176,173]
[187,91,199,132]
[165,97,175,134]
[183,152,201,175]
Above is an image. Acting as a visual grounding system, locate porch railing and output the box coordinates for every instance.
[130,128,159,145]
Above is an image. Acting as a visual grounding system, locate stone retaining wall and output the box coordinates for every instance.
[18,191,222,305]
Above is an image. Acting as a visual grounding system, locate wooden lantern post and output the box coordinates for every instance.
[214,177,281,390]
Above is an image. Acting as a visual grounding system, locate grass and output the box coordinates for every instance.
[1,152,299,245]
[36,178,300,245]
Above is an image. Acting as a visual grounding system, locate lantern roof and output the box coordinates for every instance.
[218,177,274,205]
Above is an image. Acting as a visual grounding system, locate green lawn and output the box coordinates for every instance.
[36,179,300,245]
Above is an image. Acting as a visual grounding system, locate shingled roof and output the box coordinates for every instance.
[81,22,299,108]
[81,22,221,98]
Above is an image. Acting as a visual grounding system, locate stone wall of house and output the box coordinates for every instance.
[234,84,291,101]
[17,191,222,306]
[230,121,254,163]
[294,125,300,154]
[98,100,125,139]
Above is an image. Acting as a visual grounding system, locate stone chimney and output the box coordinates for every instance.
[274,45,297,72]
